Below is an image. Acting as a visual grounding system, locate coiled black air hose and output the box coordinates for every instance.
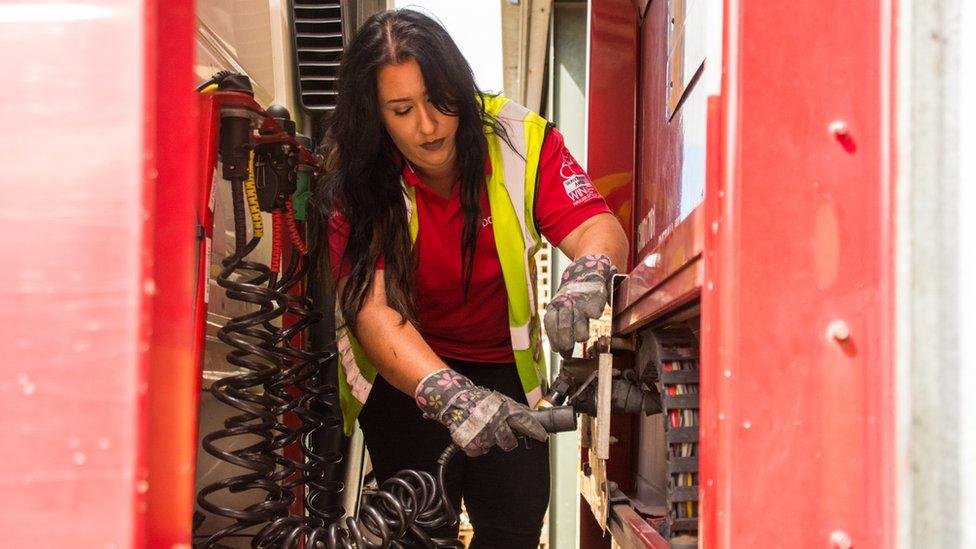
[196,173,292,547]
[254,407,577,549]
[264,243,345,527]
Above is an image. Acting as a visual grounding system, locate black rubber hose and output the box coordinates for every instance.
[257,407,577,549]
[195,177,290,548]
[255,444,464,549]
[262,246,344,529]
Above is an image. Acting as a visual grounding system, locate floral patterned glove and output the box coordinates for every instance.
[415,369,548,457]
[544,253,617,355]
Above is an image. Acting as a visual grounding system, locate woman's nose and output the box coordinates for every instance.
[417,103,437,136]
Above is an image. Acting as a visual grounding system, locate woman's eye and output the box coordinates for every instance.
[394,107,412,116]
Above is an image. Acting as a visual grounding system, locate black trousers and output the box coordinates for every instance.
[358,358,550,549]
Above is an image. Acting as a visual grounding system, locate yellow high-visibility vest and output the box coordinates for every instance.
[335,95,549,434]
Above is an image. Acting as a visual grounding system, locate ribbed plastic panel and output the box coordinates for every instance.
[292,1,343,111]
[646,322,700,548]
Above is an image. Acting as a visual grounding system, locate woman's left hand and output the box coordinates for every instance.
[544,253,617,356]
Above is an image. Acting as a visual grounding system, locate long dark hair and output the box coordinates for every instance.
[320,9,512,328]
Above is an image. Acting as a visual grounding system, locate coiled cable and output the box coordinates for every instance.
[250,219,467,548]
[261,238,345,534]
[195,166,290,547]
[275,247,345,527]
[254,445,465,549]
[195,176,524,547]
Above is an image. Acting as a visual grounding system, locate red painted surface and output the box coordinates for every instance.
[621,510,671,549]
[630,0,651,20]
[196,95,219,394]
[635,0,692,260]
[147,0,199,546]
[700,0,896,547]
[583,1,640,545]
[699,95,723,549]
[0,2,159,546]
[587,0,638,271]
[614,207,704,335]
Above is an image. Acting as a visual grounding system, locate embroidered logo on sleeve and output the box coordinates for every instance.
[560,149,598,205]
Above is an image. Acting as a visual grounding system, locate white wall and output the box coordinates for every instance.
[897,0,975,546]
[394,0,505,93]
[958,1,976,546]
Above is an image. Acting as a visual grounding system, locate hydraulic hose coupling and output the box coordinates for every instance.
[217,74,255,182]
[219,114,252,182]
[525,405,578,433]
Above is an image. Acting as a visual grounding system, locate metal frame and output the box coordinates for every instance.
[614,207,704,335]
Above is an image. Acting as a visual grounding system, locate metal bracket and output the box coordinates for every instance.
[596,351,613,460]
[579,273,633,532]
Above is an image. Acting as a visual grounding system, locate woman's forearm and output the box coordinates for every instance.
[340,272,447,395]
[559,212,629,268]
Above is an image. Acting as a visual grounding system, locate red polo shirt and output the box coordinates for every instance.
[329,127,610,363]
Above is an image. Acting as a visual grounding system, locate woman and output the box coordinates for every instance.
[320,9,628,547]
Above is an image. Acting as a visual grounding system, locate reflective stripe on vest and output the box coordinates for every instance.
[335,95,549,435]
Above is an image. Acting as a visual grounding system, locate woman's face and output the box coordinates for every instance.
[376,58,459,178]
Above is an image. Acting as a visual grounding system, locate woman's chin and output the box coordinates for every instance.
[411,152,455,174]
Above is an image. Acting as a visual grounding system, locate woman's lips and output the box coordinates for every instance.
[420,138,445,151]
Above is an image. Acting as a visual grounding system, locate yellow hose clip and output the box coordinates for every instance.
[244,150,263,238]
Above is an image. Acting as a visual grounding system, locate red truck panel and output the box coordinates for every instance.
[0,1,199,545]
[700,0,897,547]
[147,1,199,546]
[636,0,689,260]
[587,0,639,271]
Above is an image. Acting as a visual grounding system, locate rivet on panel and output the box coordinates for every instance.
[829,121,857,153]
[830,530,852,549]
[828,320,850,341]
[828,121,850,138]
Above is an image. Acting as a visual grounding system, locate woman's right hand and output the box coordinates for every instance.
[415,369,548,457]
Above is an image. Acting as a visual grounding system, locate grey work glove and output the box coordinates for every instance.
[415,369,548,457]
[544,253,617,356]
